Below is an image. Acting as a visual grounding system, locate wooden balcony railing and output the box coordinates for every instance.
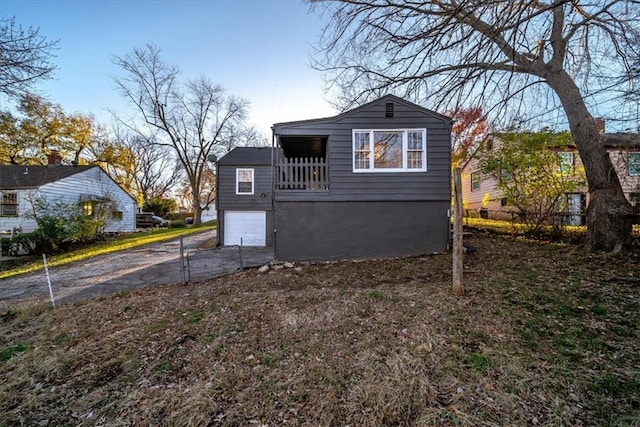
[275,157,328,190]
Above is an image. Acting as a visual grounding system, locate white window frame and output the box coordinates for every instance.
[236,168,254,195]
[352,128,427,172]
[471,172,481,191]
[628,152,640,176]
[558,152,574,174]
[1,192,18,217]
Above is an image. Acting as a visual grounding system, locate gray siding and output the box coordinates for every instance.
[274,201,450,261]
[274,99,451,203]
[216,164,273,211]
[217,164,274,246]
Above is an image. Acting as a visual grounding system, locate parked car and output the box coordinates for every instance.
[185,217,193,224]
[152,215,170,227]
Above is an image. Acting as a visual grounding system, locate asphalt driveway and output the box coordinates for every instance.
[0,229,274,306]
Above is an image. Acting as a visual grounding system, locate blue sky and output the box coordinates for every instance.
[0,0,337,136]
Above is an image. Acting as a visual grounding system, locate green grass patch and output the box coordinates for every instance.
[1,342,28,362]
[184,311,204,324]
[366,290,383,300]
[469,352,492,371]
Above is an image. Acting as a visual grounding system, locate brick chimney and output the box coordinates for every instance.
[47,151,63,166]
[595,117,605,133]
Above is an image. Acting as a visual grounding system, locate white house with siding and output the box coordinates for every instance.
[0,163,136,234]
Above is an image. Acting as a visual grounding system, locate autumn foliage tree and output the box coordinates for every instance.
[448,107,490,169]
[0,94,102,165]
[480,131,587,234]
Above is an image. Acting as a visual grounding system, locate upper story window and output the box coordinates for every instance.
[1,192,18,217]
[236,168,254,195]
[471,172,481,191]
[628,152,640,176]
[558,152,574,174]
[353,129,427,172]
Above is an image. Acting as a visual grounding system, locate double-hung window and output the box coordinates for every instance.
[471,172,481,191]
[236,168,254,195]
[558,152,574,174]
[1,192,18,217]
[353,129,427,172]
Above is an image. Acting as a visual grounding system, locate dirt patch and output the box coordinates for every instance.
[1,232,639,426]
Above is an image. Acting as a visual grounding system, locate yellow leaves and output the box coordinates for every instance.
[1,95,102,165]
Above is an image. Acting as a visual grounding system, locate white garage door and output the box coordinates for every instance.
[224,211,266,246]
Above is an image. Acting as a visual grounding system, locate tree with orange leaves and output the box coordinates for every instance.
[448,107,490,170]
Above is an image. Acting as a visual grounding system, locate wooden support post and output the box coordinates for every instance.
[453,167,464,296]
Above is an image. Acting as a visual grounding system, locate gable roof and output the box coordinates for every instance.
[217,147,277,166]
[273,94,451,130]
[0,165,96,189]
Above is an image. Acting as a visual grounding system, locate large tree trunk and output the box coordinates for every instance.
[547,71,633,251]
[192,194,202,227]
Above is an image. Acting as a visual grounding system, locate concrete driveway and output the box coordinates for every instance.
[0,229,274,306]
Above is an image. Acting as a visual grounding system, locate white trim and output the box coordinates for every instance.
[236,168,255,195]
[352,128,427,172]
[470,171,481,191]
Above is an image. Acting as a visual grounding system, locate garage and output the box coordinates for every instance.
[224,211,266,246]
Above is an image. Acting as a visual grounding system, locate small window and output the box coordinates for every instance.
[629,192,640,207]
[628,153,640,176]
[485,139,493,151]
[1,192,18,217]
[82,200,94,216]
[558,152,574,174]
[112,210,123,220]
[500,197,508,207]
[471,172,481,191]
[236,168,254,195]
[500,168,512,183]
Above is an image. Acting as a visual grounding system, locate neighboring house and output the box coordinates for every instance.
[0,159,136,234]
[461,131,640,225]
[216,95,452,261]
[200,204,217,223]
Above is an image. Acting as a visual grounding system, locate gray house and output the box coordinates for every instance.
[216,95,452,261]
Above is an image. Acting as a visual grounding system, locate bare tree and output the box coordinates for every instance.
[92,128,181,204]
[112,44,249,225]
[312,0,640,251]
[0,17,57,100]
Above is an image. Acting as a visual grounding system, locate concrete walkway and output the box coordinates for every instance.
[0,229,274,306]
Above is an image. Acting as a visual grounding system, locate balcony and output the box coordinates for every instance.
[275,156,328,191]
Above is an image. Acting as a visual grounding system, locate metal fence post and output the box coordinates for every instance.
[180,236,187,284]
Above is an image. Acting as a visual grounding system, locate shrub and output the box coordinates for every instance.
[16,197,106,255]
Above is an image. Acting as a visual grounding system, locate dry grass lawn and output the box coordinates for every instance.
[1,232,639,426]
